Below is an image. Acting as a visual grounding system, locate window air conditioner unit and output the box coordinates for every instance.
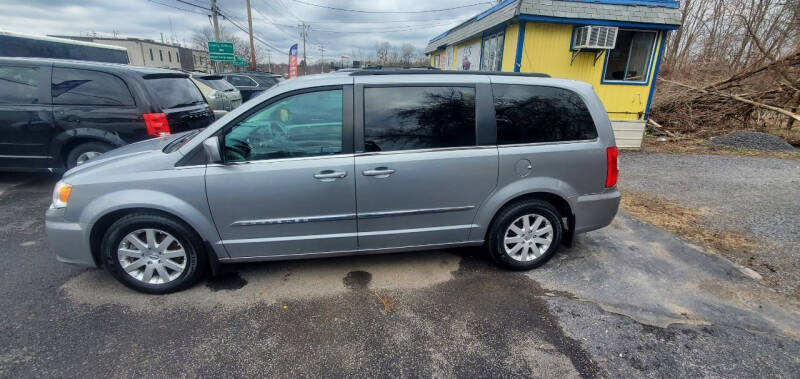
[573,26,618,50]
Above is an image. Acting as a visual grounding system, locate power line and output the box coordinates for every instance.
[171,0,210,10]
[218,11,288,56]
[149,0,209,16]
[286,0,493,14]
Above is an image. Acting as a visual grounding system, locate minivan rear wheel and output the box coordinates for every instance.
[101,212,206,294]
[66,141,113,168]
[488,200,563,270]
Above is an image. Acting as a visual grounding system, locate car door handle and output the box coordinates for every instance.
[362,167,395,178]
[313,170,347,181]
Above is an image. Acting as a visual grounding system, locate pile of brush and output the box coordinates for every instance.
[649,50,800,137]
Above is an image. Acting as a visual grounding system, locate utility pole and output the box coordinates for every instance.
[298,23,310,75]
[246,0,257,71]
[318,45,325,73]
[210,0,221,73]
[267,51,272,73]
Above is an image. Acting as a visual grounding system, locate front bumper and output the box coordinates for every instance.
[45,207,96,267]
[573,188,621,234]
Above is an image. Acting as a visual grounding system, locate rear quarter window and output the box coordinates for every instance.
[493,84,597,145]
[51,67,134,106]
[144,77,206,109]
[0,65,39,104]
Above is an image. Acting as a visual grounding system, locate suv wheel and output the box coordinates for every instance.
[101,213,206,294]
[66,141,112,169]
[488,200,563,270]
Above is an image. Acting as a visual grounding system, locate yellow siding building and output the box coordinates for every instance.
[425,0,681,148]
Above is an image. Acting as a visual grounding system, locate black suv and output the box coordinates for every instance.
[0,58,215,171]
[221,72,282,102]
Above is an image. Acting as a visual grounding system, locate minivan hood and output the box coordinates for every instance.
[63,135,178,179]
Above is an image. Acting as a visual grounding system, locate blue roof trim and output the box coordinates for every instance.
[562,0,679,8]
[476,0,516,21]
[429,0,515,44]
[429,30,450,44]
[518,14,680,29]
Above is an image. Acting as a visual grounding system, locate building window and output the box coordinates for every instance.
[168,51,172,62]
[149,49,153,61]
[159,50,163,61]
[481,31,504,71]
[603,30,657,83]
[433,55,440,68]
[176,53,180,63]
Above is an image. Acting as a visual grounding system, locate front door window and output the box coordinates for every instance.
[223,89,343,162]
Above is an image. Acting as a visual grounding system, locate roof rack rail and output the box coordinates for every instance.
[349,69,550,78]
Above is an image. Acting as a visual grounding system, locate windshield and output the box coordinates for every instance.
[144,77,206,109]
[196,77,236,92]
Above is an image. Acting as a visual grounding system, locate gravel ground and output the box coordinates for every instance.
[620,151,800,296]
[2,174,799,377]
[709,131,797,152]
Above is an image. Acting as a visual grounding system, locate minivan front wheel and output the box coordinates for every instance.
[488,200,563,270]
[101,213,206,294]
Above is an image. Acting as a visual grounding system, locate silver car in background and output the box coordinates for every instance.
[188,73,242,118]
[45,70,620,294]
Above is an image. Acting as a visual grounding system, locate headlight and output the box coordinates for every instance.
[52,181,72,209]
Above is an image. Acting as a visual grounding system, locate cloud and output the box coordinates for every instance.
[1,0,492,62]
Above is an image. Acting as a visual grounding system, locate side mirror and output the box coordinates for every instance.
[203,136,222,164]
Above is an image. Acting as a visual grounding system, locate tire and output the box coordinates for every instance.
[487,200,563,270]
[101,212,207,294]
[65,141,113,169]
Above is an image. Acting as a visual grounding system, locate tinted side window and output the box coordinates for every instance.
[0,66,39,104]
[51,68,134,106]
[364,86,475,152]
[493,84,597,144]
[224,89,343,162]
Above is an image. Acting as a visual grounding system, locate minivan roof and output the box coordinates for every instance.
[348,69,550,78]
[0,57,187,76]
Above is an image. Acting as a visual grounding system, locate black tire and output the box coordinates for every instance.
[487,200,563,270]
[101,212,206,294]
[65,141,113,169]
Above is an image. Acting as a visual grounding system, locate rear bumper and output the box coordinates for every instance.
[45,207,96,267]
[573,188,620,234]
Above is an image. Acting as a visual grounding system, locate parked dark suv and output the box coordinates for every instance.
[222,72,282,102]
[0,58,215,171]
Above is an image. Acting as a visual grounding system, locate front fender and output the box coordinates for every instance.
[77,189,229,259]
[468,176,580,241]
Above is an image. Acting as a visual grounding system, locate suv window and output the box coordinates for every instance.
[143,77,206,109]
[493,84,597,144]
[0,66,39,104]
[226,75,257,87]
[52,68,134,106]
[363,86,476,152]
[195,77,235,91]
[224,89,343,162]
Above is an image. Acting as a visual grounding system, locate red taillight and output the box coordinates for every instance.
[143,113,170,137]
[605,146,619,187]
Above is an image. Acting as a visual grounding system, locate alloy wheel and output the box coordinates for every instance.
[117,229,187,285]
[503,214,553,262]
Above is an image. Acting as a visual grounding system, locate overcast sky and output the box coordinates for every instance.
[1,0,497,62]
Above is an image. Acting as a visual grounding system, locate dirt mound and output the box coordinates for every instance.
[709,132,797,152]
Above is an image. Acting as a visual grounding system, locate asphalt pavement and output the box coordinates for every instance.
[0,172,798,378]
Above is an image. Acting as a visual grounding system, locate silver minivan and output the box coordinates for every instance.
[45,70,620,294]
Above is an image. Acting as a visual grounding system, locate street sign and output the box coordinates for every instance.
[207,41,234,62]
